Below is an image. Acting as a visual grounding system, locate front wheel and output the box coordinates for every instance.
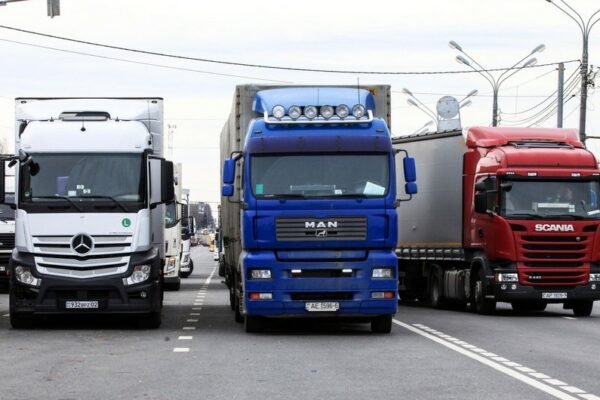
[472,268,496,315]
[371,315,393,333]
[573,301,594,317]
[138,311,162,329]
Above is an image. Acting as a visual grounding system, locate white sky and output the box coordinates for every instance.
[0,0,599,203]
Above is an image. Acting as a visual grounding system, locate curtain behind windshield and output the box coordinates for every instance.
[251,154,389,197]
[21,153,144,202]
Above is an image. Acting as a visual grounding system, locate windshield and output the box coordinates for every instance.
[251,154,389,198]
[501,179,600,219]
[165,201,178,229]
[20,153,145,208]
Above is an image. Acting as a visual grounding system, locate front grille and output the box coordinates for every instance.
[517,232,591,286]
[290,292,353,301]
[276,217,367,242]
[32,235,132,257]
[0,233,15,249]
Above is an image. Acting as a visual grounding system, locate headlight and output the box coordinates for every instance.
[249,269,271,279]
[590,273,600,282]
[336,104,350,118]
[272,105,285,119]
[123,265,151,286]
[288,105,302,119]
[304,105,318,119]
[495,273,518,282]
[165,257,177,272]
[352,104,366,118]
[14,266,41,287]
[320,105,334,119]
[372,268,393,278]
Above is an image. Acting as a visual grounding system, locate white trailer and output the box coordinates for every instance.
[5,97,174,328]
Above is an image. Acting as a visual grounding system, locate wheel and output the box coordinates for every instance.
[511,301,547,312]
[244,315,263,333]
[472,268,496,315]
[371,314,393,333]
[234,294,244,323]
[164,281,181,291]
[229,285,235,311]
[428,270,446,309]
[573,301,594,317]
[138,311,162,329]
[179,270,192,279]
[188,260,194,275]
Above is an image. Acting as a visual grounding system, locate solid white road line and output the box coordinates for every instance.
[393,319,583,400]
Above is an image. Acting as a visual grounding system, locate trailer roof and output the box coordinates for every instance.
[466,127,582,148]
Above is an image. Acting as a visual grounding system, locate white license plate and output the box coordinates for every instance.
[542,292,568,300]
[65,301,99,309]
[305,302,339,312]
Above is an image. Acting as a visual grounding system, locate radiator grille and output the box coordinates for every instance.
[276,217,367,242]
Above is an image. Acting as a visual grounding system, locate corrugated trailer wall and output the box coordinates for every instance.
[393,130,466,252]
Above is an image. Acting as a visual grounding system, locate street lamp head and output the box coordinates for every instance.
[523,57,538,67]
[407,99,419,107]
[460,100,472,109]
[466,89,478,97]
[402,88,414,96]
[532,44,546,54]
[448,40,463,52]
[456,55,471,66]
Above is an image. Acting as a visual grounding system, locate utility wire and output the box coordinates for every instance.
[0,24,581,75]
[0,37,293,83]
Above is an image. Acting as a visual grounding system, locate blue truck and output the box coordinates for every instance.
[219,85,417,333]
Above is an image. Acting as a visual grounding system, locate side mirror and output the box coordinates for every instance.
[150,158,175,207]
[405,182,418,195]
[223,159,236,185]
[403,156,417,183]
[222,184,234,197]
[474,181,487,192]
[0,160,5,204]
[161,160,175,203]
[474,192,488,214]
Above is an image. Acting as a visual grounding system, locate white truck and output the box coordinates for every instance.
[164,163,182,290]
[0,166,15,288]
[4,97,174,328]
[179,194,194,278]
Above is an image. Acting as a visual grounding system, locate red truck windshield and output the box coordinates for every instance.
[500,179,600,219]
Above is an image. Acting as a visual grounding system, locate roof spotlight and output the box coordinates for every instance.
[272,105,285,119]
[304,105,318,119]
[352,104,366,118]
[288,105,302,119]
[336,104,350,118]
[320,105,334,119]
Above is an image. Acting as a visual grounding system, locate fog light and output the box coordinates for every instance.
[272,105,285,119]
[320,105,334,119]
[501,284,507,290]
[288,105,302,119]
[250,269,271,279]
[589,273,600,282]
[14,266,41,287]
[495,273,518,282]
[140,291,148,299]
[511,284,517,290]
[124,264,151,286]
[372,292,384,299]
[372,268,393,278]
[592,284,597,290]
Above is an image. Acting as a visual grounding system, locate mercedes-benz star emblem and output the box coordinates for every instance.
[71,234,94,255]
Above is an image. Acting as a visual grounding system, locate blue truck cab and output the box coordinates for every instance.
[220,85,416,333]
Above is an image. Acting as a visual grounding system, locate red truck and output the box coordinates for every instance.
[394,127,600,316]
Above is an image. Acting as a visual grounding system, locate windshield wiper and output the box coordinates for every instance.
[505,213,545,219]
[262,194,307,199]
[542,214,586,220]
[75,195,128,212]
[33,195,83,212]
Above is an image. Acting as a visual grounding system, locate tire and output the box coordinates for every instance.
[188,260,194,275]
[511,301,547,313]
[244,315,263,333]
[164,281,181,291]
[371,314,393,334]
[573,301,594,317]
[429,270,446,309]
[472,268,496,315]
[179,269,192,279]
[138,311,162,329]
[229,285,235,311]
[234,294,244,323]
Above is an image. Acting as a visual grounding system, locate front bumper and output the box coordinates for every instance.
[179,252,191,272]
[242,250,398,318]
[492,281,600,303]
[10,249,162,315]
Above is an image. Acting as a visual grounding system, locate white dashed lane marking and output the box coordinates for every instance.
[173,348,189,353]
[178,336,193,340]
[395,320,597,400]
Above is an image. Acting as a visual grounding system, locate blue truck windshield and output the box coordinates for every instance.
[20,153,145,203]
[501,179,600,219]
[251,154,389,198]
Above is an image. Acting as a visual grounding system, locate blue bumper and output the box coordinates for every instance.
[242,250,398,317]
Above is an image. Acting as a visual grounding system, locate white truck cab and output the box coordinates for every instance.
[164,163,182,290]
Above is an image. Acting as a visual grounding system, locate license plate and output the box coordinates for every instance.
[0,266,5,272]
[305,302,339,312]
[65,301,99,309]
[542,292,568,300]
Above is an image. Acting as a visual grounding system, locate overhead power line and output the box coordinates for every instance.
[0,24,581,75]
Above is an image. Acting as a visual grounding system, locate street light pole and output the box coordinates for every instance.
[451,42,543,127]
[545,0,600,141]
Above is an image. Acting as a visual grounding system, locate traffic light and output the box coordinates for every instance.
[47,0,59,17]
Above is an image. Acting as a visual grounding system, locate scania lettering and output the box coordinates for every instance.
[220,85,417,333]
[3,98,174,328]
[395,127,600,316]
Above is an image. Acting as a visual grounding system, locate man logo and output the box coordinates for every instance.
[71,233,94,255]
[316,230,328,238]
[305,221,338,229]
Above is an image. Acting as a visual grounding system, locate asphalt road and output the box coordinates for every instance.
[0,247,599,400]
